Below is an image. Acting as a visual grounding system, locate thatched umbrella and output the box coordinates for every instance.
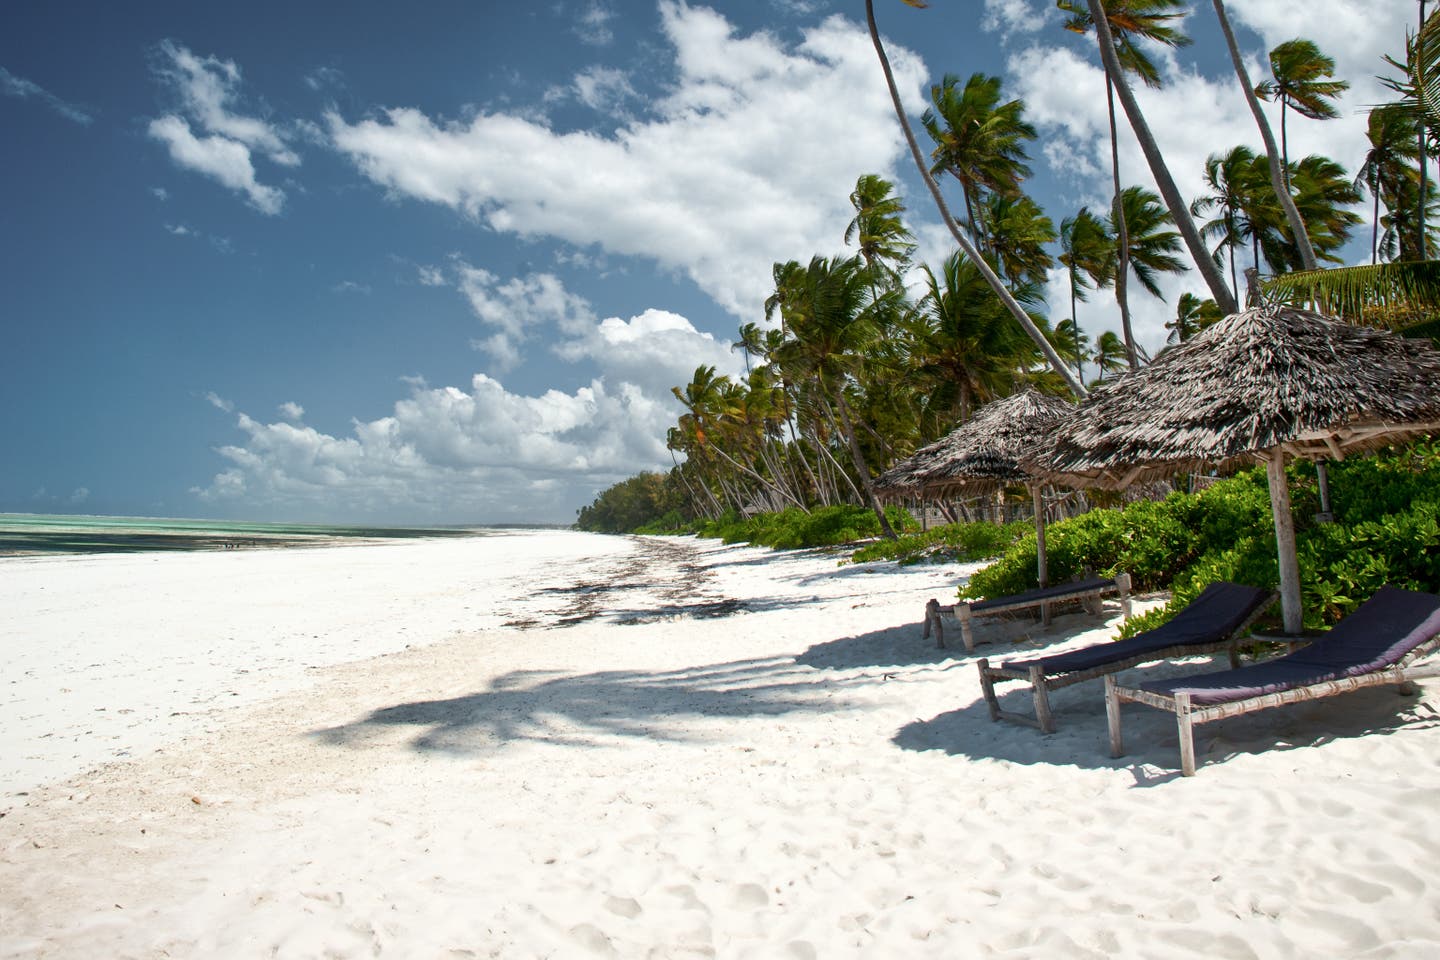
[874,389,1077,589]
[1028,305,1440,634]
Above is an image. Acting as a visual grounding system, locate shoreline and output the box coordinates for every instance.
[4,531,1439,957]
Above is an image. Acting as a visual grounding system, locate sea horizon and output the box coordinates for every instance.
[0,511,571,557]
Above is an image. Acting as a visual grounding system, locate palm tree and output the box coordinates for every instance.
[845,173,915,293]
[1091,330,1129,380]
[1051,317,1092,381]
[982,191,1057,287]
[1058,207,1114,383]
[1060,0,1195,366]
[1166,292,1220,344]
[1280,154,1363,269]
[1356,104,1422,263]
[1255,39,1349,184]
[922,73,1036,248]
[1108,186,1186,363]
[1209,0,1319,271]
[1191,145,1262,299]
[904,250,1042,429]
[864,0,1088,398]
[773,255,897,537]
[1073,0,1239,313]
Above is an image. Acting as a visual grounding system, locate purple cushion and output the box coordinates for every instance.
[1003,581,1271,675]
[1139,586,1440,706]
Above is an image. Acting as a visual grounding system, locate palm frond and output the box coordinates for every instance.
[1260,260,1440,332]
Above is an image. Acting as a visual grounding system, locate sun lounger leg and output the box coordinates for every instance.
[1176,692,1197,777]
[1030,665,1054,733]
[1117,572,1133,619]
[923,599,936,641]
[958,604,975,652]
[1105,675,1124,757]
[978,659,1001,722]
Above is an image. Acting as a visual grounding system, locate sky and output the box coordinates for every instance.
[0,0,1420,525]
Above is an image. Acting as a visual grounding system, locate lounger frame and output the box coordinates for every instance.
[923,572,1132,652]
[1106,632,1440,776]
[979,590,1274,733]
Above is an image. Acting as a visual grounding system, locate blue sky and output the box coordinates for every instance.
[1,1,1414,524]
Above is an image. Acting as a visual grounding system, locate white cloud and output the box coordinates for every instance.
[454,265,599,371]
[0,66,94,125]
[195,275,746,523]
[327,3,928,320]
[69,487,90,504]
[149,114,285,215]
[148,40,296,213]
[278,401,305,420]
[332,280,372,295]
[982,0,1052,38]
[417,265,447,286]
[574,1,616,46]
[205,391,235,413]
[572,65,638,114]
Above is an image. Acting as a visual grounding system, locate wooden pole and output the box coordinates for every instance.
[1265,451,1304,634]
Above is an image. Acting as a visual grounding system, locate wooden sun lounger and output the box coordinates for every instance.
[978,582,1276,733]
[923,573,1132,652]
[1106,585,1440,775]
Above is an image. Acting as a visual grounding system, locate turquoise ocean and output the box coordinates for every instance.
[0,513,486,557]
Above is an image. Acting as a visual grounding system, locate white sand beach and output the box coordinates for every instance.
[3,530,1440,958]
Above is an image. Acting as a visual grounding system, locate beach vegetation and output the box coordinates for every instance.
[961,441,1440,635]
[847,519,1027,566]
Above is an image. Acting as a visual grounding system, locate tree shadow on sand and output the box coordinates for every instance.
[893,659,1440,785]
[312,656,879,756]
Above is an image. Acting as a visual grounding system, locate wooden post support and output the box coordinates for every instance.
[1030,664,1054,733]
[1176,691,1197,777]
[1265,452,1304,635]
[1105,675,1125,757]
[958,604,975,652]
[1033,486,1051,627]
[978,659,1002,721]
[922,598,937,641]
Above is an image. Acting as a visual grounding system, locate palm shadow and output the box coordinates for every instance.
[312,655,878,755]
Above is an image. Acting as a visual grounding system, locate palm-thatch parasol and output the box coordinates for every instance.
[1027,305,1440,634]
[875,389,1077,589]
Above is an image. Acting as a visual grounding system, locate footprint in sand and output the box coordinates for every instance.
[603,895,642,919]
[730,882,769,908]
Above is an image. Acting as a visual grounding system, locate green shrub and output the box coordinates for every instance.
[847,520,1027,566]
[693,504,916,550]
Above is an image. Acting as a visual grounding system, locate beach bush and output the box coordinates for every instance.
[962,441,1440,634]
[575,472,688,533]
[846,520,1026,566]
[694,504,916,549]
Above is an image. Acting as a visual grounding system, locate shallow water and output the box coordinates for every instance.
[0,512,486,556]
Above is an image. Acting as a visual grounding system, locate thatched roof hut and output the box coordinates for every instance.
[874,389,1077,498]
[1026,305,1440,633]
[1028,306,1440,490]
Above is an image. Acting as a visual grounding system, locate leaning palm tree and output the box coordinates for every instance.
[1074,0,1239,313]
[865,0,1088,399]
[1255,38,1349,184]
[1060,0,1197,365]
[1091,330,1129,380]
[1209,0,1318,271]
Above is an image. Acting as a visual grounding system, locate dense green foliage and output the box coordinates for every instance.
[693,505,918,550]
[847,519,1028,566]
[958,442,1440,635]
[575,472,686,534]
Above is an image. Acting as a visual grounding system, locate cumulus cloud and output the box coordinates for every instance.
[148,40,296,213]
[452,265,599,371]
[195,275,745,523]
[326,2,928,320]
[0,66,94,125]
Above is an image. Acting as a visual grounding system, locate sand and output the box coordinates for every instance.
[3,530,1440,958]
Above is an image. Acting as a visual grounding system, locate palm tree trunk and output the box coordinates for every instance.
[1420,0,1430,259]
[1211,0,1318,271]
[1086,0,1239,314]
[833,389,897,539]
[865,0,1089,399]
[1107,77,1138,371]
